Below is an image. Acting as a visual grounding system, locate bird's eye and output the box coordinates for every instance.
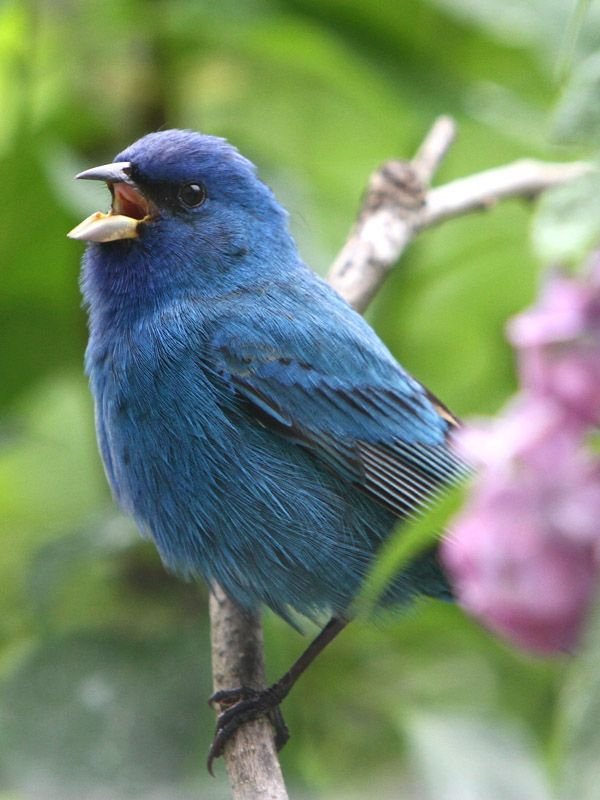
[178,182,207,208]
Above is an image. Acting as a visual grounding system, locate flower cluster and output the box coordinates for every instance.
[442,258,600,653]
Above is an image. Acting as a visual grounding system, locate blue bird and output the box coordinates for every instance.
[69,129,465,768]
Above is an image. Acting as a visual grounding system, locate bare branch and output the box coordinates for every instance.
[327,115,457,311]
[328,119,593,312]
[423,158,592,228]
[209,115,591,797]
[209,587,289,799]
[411,115,457,181]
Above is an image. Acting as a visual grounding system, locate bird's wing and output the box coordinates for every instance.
[207,282,465,518]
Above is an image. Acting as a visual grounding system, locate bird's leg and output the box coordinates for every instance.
[207,615,348,773]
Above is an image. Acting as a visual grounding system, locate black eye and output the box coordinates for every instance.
[178,182,207,208]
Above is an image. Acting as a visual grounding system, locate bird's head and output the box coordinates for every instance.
[70,130,296,299]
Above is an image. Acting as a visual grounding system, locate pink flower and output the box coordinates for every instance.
[508,273,598,347]
[455,396,579,473]
[508,269,600,427]
[444,498,598,653]
[517,341,600,428]
[443,420,600,652]
[443,263,600,654]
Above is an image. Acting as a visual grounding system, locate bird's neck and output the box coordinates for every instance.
[81,229,303,335]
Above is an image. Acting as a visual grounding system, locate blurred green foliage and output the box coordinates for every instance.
[1,0,600,797]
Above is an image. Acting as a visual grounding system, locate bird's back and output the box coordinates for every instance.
[86,265,460,621]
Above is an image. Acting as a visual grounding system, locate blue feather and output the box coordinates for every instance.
[78,129,463,622]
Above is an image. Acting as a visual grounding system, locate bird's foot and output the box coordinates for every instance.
[207,685,290,774]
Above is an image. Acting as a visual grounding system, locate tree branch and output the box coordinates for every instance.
[328,119,592,312]
[327,115,456,311]
[423,158,592,229]
[209,587,288,799]
[209,115,592,798]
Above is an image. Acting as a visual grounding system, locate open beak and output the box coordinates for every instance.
[67,161,155,243]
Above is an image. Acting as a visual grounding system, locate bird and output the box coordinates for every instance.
[69,129,465,769]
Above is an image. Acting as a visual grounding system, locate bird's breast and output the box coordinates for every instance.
[86,317,238,525]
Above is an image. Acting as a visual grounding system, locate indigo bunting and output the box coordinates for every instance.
[69,129,464,766]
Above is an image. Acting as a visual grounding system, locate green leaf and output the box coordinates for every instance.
[354,480,467,617]
[556,0,593,81]
[552,52,600,145]
[406,712,552,800]
[554,593,600,800]
[532,172,600,265]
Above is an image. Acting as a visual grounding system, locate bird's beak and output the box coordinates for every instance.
[68,161,155,243]
[75,161,134,184]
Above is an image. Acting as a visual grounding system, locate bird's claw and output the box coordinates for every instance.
[207,686,290,775]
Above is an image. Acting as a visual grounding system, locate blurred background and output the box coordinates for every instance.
[1,0,600,798]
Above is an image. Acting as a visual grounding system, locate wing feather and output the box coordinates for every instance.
[214,346,466,518]
[206,279,466,519]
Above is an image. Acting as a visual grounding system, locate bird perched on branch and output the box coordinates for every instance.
[69,129,465,769]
